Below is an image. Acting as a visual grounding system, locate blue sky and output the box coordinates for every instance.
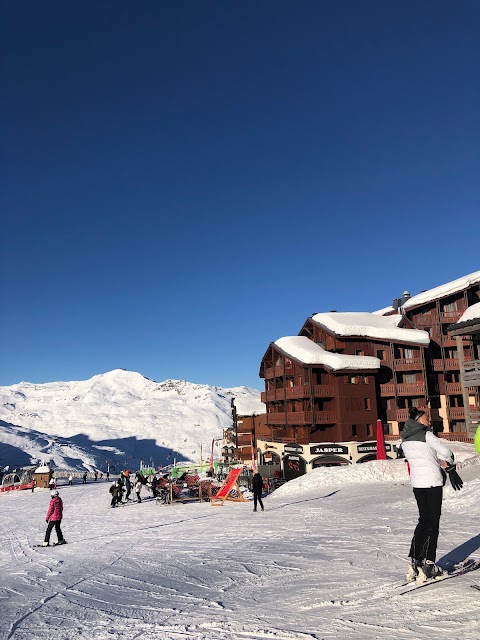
[1,1,479,390]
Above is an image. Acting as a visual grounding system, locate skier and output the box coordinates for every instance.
[135,479,142,503]
[41,490,66,546]
[68,474,73,486]
[252,472,264,512]
[400,407,463,582]
[124,474,132,502]
[82,472,87,484]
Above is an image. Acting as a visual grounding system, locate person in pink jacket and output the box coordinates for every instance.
[41,490,66,546]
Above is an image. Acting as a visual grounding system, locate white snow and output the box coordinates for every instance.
[310,312,430,346]
[402,270,480,310]
[372,305,395,316]
[275,336,380,370]
[233,396,266,416]
[0,370,262,471]
[1,445,479,640]
[456,302,480,324]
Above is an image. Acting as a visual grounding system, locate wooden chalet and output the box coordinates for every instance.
[300,312,430,436]
[260,335,381,444]
[388,271,480,435]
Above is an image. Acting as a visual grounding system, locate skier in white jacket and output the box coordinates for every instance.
[400,407,463,582]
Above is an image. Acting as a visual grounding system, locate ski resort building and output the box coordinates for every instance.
[258,270,480,477]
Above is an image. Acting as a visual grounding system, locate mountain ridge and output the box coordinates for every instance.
[0,369,262,471]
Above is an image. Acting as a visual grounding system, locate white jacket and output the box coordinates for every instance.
[401,426,454,489]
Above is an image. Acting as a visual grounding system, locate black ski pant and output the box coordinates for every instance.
[253,488,264,511]
[45,520,64,543]
[409,486,442,563]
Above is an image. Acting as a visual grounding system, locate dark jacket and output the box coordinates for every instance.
[252,473,263,493]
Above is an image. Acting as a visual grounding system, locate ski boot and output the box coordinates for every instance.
[418,560,446,581]
[406,558,420,583]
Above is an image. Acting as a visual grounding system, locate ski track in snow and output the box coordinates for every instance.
[1,463,480,640]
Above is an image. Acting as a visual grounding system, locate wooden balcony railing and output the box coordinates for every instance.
[285,386,310,399]
[380,383,395,397]
[267,411,313,425]
[394,358,423,371]
[266,411,336,425]
[397,383,426,395]
[440,311,464,323]
[433,358,460,371]
[449,407,465,419]
[312,385,335,397]
[315,411,337,423]
[395,408,429,422]
[445,383,463,395]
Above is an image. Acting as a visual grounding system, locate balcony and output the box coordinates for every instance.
[264,365,287,379]
[446,382,463,395]
[449,407,465,419]
[433,358,460,372]
[397,382,426,396]
[394,358,423,371]
[380,383,395,397]
[440,311,464,323]
[391,408,429,422]
[313,385,335,397]
[267,411,313,425]
[315,411,337,423]
[286,386,310,399]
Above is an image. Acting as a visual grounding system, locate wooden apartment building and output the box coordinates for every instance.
[259,270,480,449]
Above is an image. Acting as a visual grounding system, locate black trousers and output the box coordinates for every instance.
[45,520,64,543]
[409,486,443,562]
[253,488,264,511]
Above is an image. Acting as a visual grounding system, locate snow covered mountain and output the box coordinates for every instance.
[0,369,261,471]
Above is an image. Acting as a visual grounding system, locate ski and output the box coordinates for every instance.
[399,559,480,595]
[471,584,480,592]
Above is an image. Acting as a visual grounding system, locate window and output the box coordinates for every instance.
[364,376,369,384]
[376,350,385,360]
[404,374,416,384]
[352,424,357,437]
[355,350,365,356]
[366,423,373,437]
[364,398,371,410]
[444,301,457,313]
[404,348,414,359]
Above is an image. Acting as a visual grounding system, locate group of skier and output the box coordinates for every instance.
[38,409,473,585]
[109,471,157,507]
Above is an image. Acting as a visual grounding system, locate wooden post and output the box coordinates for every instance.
[457,335,473,438]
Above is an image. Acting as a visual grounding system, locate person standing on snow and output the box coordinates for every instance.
[41,490,66,546]
[124,474,132,502]
[400,408,463,582]
[135,479,142,503]
[252,472,264,512]
[68,474,73,486]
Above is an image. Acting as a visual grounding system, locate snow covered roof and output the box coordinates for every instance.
[372,306,395,316]
[35,465,51,473]
[457,302,480,324]
[403,271,480,310]
[310,312,430,346]
[274,336,380,371]
[233,396,266,416]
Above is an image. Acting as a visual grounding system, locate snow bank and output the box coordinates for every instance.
[273,445,479,499]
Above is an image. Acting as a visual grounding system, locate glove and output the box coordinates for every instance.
[445,463,463,491]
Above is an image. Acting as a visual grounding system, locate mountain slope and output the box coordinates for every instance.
[0,369,261,471]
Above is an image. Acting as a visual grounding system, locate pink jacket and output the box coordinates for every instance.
[46,496,63,521]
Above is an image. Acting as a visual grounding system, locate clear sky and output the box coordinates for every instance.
[1,1,479,390]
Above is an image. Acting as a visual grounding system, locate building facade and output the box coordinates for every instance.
[258,271,480,474]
